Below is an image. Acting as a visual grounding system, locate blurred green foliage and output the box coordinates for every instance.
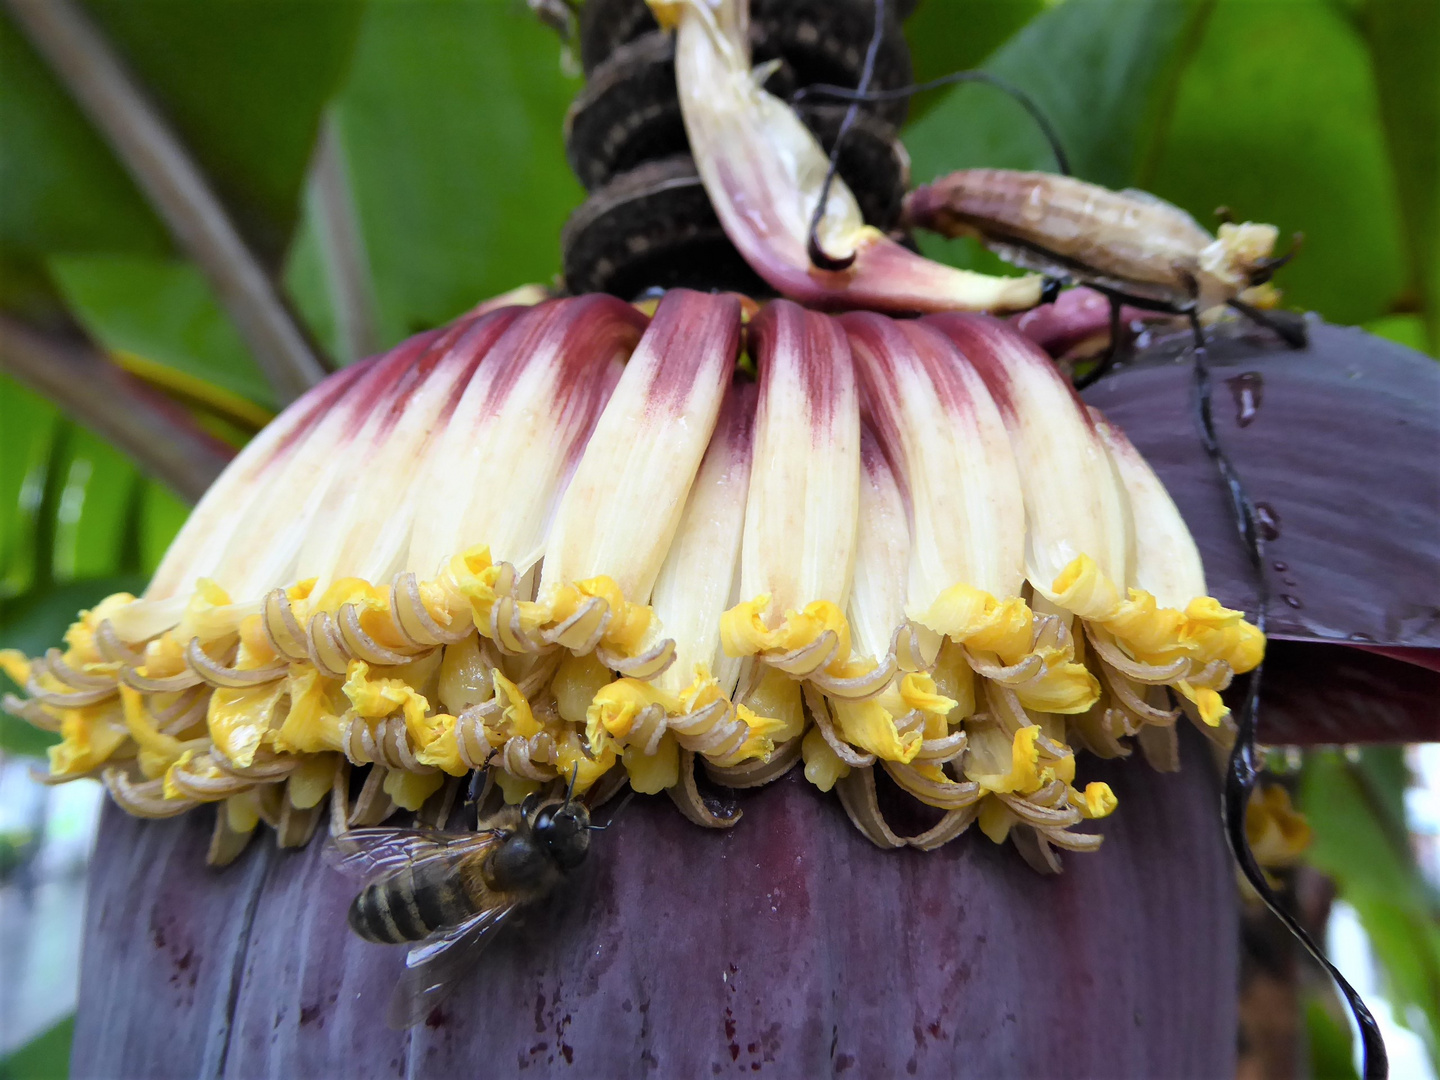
[1302,748,1440,1067]
[0,1015,73,1080]
[0,0,1435,1072]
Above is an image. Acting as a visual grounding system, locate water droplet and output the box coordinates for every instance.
[1283,578,1297,587]
[1227,371,1264,427]
[1280,594,1303,609]
[1348,632,1377,643]
[1255,502,1282,541]
[1271,561,1288,572]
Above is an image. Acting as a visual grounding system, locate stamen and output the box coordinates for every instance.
[331,603,412,667]
[184,637,287,688]
[390,572,471,647]
[43,648,115,691]
[262,587,310,662]
[103,768,198,818]
[94,618,147,666]
[3,693,61,731]
[26,675,120,707]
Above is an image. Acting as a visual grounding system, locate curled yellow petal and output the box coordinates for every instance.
[801,726,849,792]
[47,704,128,778]
[623,733,681,794]
[384,768,443,811]
[1081,782,1118,820]
[273,669,347,755]
[830,698,921,763]
[208,683,286,768]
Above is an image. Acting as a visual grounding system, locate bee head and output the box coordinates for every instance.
[531,799,591,871]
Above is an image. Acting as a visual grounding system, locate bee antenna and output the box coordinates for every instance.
[589,789,635,832]
[465,750,500,808]
[564,762,580,803]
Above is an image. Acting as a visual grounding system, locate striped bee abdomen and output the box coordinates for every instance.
[347,857,479,944]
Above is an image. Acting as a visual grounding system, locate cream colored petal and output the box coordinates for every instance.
[738,300,860,617]
[845,312,1025,608]
[124,336,440,639]
[650,379,757,695]
[297,308,524,596]
[846,427,909,663]
[218,338,443,601]
[926,313,1130,600]
[540,289,740,601]
[407,296,647,577]
[1090,408,1207,607]
[140,357,379,607]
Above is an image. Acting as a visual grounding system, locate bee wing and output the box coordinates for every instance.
[385,901,521,1029]
[325,827,500,884]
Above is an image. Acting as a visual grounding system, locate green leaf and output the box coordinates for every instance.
[48,254,275,409]
[903,0,1204,188]
[0,1013,73,1080]
[1365,313,1432,355]
[1305,993,1360,1080]
[82,0,365,265]
[329,1,583,344]
[1301,749,1440,1069]
[0,376,59,599]
[1145,0,1405,325]
[902,0,1205,274]
[0,0,365,310]
[285,184,347,366]
[1358,0,1439,348]
[0,14,165,312]
[901,0,1043,124]
[49,426,143,583]
[139,482,188,577]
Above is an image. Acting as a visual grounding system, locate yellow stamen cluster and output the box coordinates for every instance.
[3,290,1264,872]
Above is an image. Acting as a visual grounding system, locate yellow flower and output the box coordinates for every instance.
[4,270,1255,870]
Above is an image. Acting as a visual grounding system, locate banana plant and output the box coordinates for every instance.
[0,1,1435,1077]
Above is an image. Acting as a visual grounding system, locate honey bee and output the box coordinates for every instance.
[329,783,596,1028]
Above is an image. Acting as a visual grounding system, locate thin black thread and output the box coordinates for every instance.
[1072,295,1126,390]
[795,70,1070,177]
[1188,313,1387,1080]
[805,0,886,271]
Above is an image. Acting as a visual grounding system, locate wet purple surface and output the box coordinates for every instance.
[1082,317,1440,651]
[72,316,1438,1076]
[75,724,1234,1079]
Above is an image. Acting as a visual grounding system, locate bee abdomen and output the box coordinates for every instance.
[347,864,477,944]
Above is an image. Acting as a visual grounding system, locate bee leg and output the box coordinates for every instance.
[1227,297,1308,349]
[1073,293,1127,390]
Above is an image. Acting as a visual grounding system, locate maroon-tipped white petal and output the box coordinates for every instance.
[295,307,524,596]
[845,312,1026,609]
[737,300,860,617]
[649,378,758,697]
[407,296,648,578]
[540,289,740,601]
[927,313,1130,598]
